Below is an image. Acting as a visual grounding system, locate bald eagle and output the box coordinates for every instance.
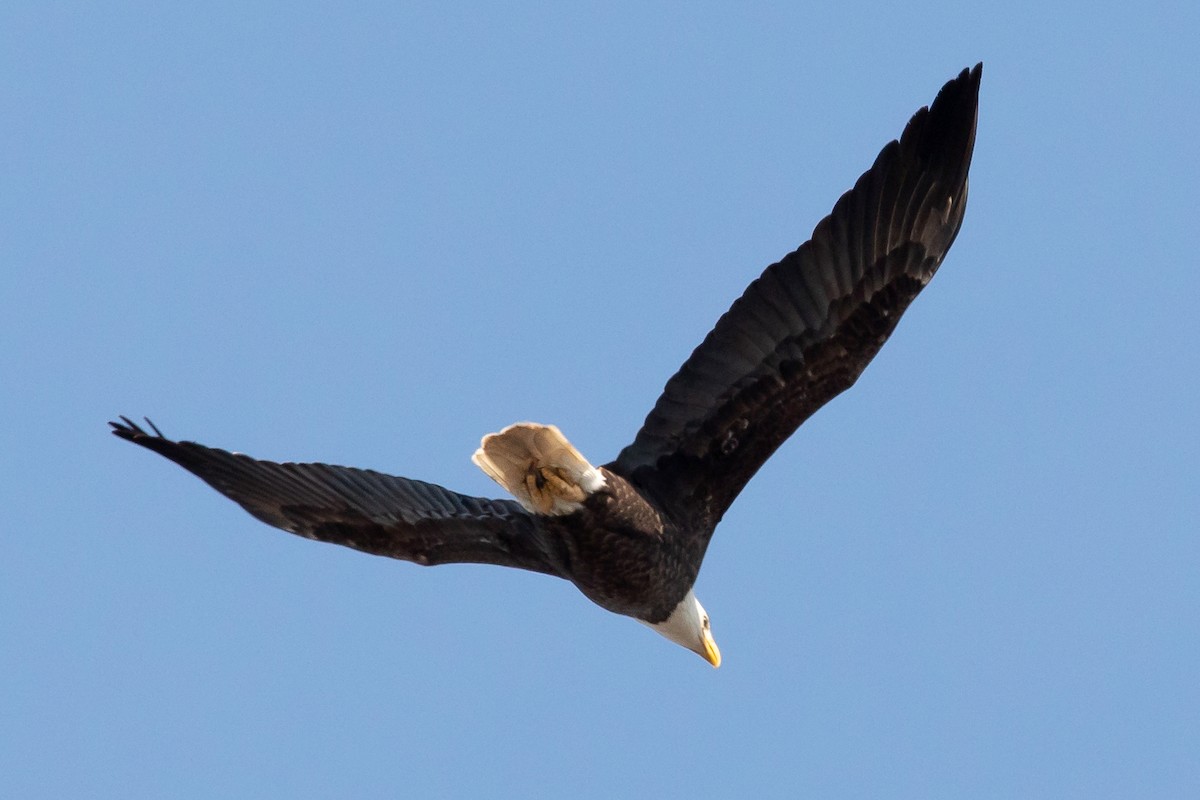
[111,64,980,667]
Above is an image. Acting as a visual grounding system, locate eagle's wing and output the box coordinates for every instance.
[608,64,980,536]
[110,417,566,577]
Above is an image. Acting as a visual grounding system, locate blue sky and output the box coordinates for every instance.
[3,2,1198,797]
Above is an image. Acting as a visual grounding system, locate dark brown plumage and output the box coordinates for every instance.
[111,64,981,664]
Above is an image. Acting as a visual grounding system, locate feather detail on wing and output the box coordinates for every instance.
[110,417,566,577]
[608,64,981,536]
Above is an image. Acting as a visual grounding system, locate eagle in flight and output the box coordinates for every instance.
[112,64,981,667]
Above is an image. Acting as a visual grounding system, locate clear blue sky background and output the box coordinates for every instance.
[3,2,1197,797]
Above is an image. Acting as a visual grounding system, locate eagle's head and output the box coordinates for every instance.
[642,588,721,667]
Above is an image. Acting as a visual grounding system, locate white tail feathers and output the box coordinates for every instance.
[472,422,606,516]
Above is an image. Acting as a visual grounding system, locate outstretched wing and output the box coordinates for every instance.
[110,417,567,577]
[609,64,981,536]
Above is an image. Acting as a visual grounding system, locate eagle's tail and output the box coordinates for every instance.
[472,422,606,516]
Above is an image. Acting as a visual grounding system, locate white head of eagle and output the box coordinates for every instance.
[642,588,721,668]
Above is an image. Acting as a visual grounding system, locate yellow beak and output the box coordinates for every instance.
[701,631,722,668]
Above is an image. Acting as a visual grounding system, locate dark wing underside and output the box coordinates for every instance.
[609,64,981,536]
[110,418,566,577]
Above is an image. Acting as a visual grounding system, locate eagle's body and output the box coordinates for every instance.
[532,467,700,623]
[112,65,981,666]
